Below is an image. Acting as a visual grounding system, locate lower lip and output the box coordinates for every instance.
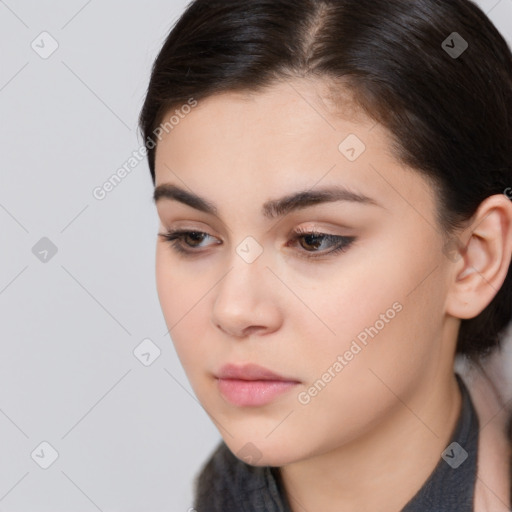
[217,378,299,407]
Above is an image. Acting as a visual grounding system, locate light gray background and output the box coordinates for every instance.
[1,1,512,511]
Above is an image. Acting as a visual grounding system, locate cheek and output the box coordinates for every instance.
[282,268,445,458]
[156,247,208,321]
[155,248,212,367]
[291,254,404,362]
[155,248,182,325]
[296,231,446,387]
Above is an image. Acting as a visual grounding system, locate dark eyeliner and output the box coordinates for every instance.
[158,228,355,258]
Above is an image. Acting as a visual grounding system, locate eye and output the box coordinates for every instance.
[158,228,355,259]
[158,229,219,255]
[288,227,355,259]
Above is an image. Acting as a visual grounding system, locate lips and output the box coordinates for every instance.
[215,363,300,407]
[216,363,299,382]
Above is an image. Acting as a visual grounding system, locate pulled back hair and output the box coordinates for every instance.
[139,0,512,359]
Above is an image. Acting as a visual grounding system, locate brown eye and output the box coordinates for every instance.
[181,232,208,247]
[290,228,356,259]
[158,230,220,255]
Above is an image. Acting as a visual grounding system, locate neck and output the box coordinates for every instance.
[278,370,462,512]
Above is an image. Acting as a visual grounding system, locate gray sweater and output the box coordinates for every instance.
[193,374,479,511]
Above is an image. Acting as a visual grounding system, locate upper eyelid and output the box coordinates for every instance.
[157,203,362,234]
[164,226,347,239]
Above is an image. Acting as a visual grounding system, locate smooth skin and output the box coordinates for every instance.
[153,77,512,512]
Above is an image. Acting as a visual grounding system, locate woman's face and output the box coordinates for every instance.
[153,78,457,466]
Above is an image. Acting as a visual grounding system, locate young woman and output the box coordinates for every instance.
[138,0,512,510]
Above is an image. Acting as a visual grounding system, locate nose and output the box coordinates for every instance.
[211,247,282,339]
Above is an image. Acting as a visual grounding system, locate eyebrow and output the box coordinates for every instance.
[153,183,382,219]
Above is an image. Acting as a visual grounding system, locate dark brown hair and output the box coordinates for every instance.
[139,0,512,359]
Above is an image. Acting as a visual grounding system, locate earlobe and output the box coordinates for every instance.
[446,194,512,320]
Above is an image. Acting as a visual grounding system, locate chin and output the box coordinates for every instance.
[223,436,306,468]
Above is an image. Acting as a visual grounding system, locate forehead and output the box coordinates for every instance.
[155,78,383,174]
[153,79,436,224]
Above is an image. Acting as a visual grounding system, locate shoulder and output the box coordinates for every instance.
[192,440,273,511]
[456,352,512,510]
[192,441,235,504]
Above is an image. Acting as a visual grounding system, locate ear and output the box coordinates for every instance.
[445,193,512,320]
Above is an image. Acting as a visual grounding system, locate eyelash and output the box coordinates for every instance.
[158,227,355,260]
